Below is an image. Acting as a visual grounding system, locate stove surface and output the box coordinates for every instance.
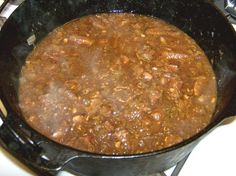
[0,1,236,176]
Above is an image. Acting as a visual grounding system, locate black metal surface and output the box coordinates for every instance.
[214,0,236,24]
[147,154,190,176]
[0,0,236,176]
[225,0,236,18]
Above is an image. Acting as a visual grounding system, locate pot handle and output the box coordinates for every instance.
[0,108,79,176]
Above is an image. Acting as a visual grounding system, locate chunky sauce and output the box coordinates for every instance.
[19,13,217,155]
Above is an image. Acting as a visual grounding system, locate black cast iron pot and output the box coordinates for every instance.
[0,0,236,176]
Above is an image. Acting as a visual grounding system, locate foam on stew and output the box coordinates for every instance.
[19,13,217,155]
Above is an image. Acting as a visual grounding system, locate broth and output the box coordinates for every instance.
[19,13,217,155]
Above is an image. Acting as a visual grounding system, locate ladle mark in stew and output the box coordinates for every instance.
[18,13,217,155]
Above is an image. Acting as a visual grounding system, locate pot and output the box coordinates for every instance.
[0,0,236,176]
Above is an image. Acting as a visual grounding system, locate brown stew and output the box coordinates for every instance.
[19,13,217,155]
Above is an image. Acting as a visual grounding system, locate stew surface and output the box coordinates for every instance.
[19,13,217,155]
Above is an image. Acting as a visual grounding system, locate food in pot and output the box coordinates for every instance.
[19,13,217,155]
